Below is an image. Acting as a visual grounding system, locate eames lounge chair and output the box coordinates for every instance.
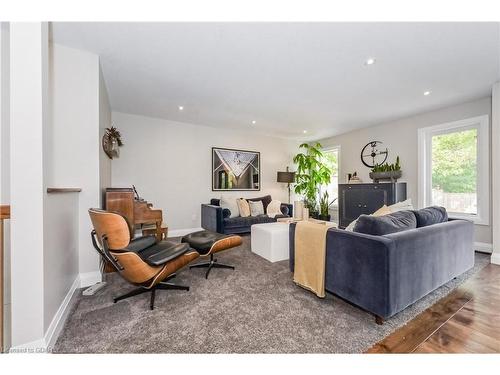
[88,208,199,310]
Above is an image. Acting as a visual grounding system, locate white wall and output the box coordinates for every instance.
[0,22,11,352]
[491,82,500,264]
[111,112,298,232]
[318,97,492,245]
[50,43,102,280]
[99,65,112,206]
[9,22,48,347]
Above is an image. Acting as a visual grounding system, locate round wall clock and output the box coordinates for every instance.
[360,141,388,168]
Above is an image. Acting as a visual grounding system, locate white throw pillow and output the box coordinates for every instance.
[388,199,414,213]
[249,200,265,216]
[266,200,282,218]
[220,196,239,218]
[237,198,251,217]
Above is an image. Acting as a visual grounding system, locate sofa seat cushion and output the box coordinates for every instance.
[354,210,417,236]
[223,214,276,229]
[413,206,448,227]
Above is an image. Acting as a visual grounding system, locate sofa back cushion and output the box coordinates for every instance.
[353,210,417,236]
[412,206,448,227]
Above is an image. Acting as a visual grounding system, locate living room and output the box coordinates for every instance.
[1,1,500,373]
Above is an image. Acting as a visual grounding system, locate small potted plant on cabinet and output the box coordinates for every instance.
[369,156,402,183]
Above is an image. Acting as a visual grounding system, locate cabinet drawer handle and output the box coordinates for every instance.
[358,204,362,207]
[363,205,367,208]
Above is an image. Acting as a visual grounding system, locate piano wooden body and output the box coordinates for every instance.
[105,188,164,241]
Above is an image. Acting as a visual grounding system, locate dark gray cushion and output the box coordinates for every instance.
[354,210,417,236]
[223,214,276,229]
[413,206,448,227]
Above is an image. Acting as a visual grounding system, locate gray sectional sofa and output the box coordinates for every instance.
[289,207,475,323]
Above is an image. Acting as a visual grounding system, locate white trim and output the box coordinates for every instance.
[168,227,204,238]
[43,276,80,350]
[79,271,102,288]
[474,242,493,253]
[418,115,490,225]
[9,338,47,353]
[9,275,81,353]
[491,252,500,265]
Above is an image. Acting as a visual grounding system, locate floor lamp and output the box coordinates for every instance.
[277,167,296,204]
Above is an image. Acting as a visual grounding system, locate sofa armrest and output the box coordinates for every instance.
[325,228,394,318]
[383,219,474,317]
[201,204,224,233]
[280,203,293,217]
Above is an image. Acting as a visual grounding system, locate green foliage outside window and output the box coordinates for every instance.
[431,129,477,194]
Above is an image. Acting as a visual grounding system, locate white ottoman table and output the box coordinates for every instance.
[251,222,290,262]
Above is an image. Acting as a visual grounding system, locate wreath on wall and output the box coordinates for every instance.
[102,126,124,159]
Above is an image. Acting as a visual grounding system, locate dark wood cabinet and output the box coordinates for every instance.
[338,182,407,228]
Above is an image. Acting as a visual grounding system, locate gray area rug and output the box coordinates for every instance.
[53,236,490,353]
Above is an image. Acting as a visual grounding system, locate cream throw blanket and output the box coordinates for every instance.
[293,220,336,298]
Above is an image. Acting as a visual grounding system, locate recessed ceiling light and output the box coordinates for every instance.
[251,120,256,124]
[178,106,184,110]
[365,58,376,65]
[303,130,308,134]
[423,91,431,96]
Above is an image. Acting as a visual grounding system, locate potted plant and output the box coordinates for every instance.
[318,191,337,221]
[293,142,332,217]
[369,156,402,183]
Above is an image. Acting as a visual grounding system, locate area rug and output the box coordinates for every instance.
[53,236,490,353]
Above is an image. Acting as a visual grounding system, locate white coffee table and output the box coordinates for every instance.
[251,222,290,262]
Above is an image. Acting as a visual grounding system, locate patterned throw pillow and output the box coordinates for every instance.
[220,196,239,218]
[249,200,265,216]
[237,198,251,217]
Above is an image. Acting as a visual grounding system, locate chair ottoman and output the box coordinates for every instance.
[182,230,242,278]
[251,222,289,262]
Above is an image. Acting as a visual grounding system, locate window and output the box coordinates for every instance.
[418,115,489,225]
[320,146,340,214]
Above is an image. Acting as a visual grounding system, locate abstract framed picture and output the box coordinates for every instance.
[212,147,260,191]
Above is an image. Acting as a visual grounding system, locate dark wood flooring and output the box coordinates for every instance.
[367,263,500,353]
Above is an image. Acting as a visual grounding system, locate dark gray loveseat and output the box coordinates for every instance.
[289,207,474,322]
[201,195,293,234]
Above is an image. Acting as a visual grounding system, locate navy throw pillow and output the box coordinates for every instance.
[413,206,448,227]
[353,210,417,236]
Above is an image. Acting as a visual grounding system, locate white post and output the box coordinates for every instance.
[9,22,48,348]
[492,81,500,265]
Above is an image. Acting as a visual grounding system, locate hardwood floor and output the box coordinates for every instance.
[367,263,500,353]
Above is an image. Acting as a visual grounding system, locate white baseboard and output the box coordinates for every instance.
[9,338,48,353]
[10,271,100,353]
[474,242,493,253]
[168,227,203,238]
[79,271,102,288]
[43,276,80,350]
[491,252,500,265]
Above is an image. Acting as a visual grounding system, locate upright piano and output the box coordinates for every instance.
[105,187,165,241]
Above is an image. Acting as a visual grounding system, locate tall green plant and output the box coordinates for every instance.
[293,143,332,211]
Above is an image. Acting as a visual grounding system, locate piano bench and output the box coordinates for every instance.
[142,226,169,240]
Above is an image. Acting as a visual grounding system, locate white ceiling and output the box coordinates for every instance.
[51,22,500,140]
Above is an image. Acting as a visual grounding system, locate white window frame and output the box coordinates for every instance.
[321,145,341,206]
[417,115,489,225]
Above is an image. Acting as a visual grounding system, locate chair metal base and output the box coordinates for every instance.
[113,274,189,310]
[189,254,234,279]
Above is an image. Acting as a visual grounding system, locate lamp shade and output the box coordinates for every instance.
[277,171,295,183]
